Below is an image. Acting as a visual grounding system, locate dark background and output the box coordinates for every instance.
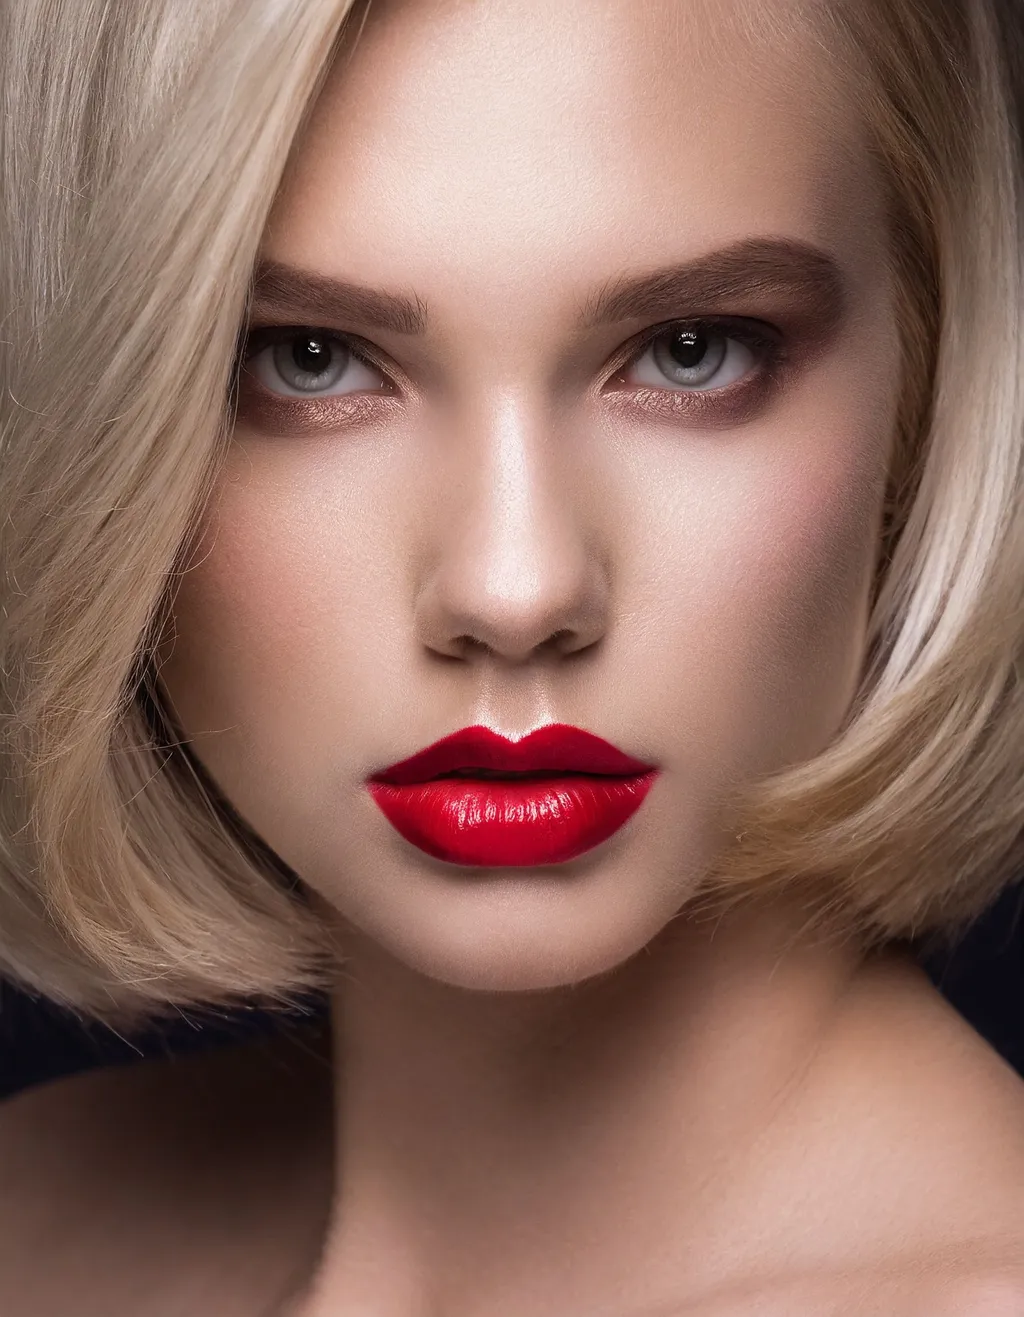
[2,879,1024,1100]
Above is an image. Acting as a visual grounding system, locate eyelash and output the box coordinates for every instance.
[233,318,787,430]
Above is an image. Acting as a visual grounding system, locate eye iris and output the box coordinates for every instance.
[272,334,348,391]
[652,326,727,386]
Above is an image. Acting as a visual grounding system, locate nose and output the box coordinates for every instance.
[414,399,609,665]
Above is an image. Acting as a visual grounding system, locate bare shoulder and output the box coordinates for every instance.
[752,949,1024,1309]
[673,1259,1024,1316]
[825,951,1024,1219]
[0,1022,334,1317]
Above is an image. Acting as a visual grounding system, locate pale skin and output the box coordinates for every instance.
[3,0,1024,1313]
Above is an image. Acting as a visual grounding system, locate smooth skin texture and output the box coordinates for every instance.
[3,0,1024,1313]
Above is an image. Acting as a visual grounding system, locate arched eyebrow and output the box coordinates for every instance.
[577,236,847,330]
[249,236,846,338]
[250,259,428,335]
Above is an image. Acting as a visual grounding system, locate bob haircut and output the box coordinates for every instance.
[1,0,1023,1027]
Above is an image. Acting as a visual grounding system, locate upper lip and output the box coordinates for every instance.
[369,723,656,785]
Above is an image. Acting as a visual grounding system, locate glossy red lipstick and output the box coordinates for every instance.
[367,724,658,867]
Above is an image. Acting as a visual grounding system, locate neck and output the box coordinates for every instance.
[300,896,883,1315]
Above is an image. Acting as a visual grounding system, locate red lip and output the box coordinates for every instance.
[371,723,653,784]
[367,724,658,867]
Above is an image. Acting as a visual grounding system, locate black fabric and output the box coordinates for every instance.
[1,882,1023,1100]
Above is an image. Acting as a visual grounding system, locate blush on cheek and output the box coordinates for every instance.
[740,442,886,765]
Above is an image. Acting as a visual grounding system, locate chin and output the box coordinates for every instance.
[338,872,684,994]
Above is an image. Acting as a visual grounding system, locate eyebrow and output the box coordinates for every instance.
[250,259,428,335]
[579,236,847,330]
[249,236,846,338]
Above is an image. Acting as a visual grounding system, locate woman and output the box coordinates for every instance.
[2,0,1024,1311]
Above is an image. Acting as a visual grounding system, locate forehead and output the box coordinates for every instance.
[264,0,882,301]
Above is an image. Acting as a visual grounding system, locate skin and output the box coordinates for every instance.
[3,0,1024,1313]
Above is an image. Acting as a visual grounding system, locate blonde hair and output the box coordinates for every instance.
[1,0,1022,1026]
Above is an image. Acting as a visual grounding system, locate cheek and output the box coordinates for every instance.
[636,422,888,779]
[156,459,365,751]
[735,451,879,742]
[156,434,427,824]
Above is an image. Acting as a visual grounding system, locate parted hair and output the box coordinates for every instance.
[1,0,1022,1026]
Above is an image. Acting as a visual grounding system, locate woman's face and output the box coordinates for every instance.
[159,0,901,990]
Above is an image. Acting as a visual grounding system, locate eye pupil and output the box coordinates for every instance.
[293,336,330,374]
[667,328,708,369]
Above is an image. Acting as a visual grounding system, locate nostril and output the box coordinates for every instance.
[541,629,574,654]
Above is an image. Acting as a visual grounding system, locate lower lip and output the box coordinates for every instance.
[366,772,658,867]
